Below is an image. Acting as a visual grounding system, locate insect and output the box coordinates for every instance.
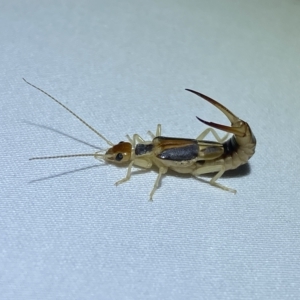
[24,78,256,200]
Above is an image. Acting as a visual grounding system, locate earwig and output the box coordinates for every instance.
[24,78,256,200]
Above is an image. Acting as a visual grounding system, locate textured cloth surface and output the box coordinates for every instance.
[1,0,300,299]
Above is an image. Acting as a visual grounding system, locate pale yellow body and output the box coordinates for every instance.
[24,78,256,200]
[109,118,256,199]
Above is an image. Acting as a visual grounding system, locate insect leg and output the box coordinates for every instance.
[115,161,135,186]
[192,165,236,193]
[155,124,161,136]
[149,166,168,200]
[147,124,161,139]
[126,134,145,147]
[115,158,153,186]
[196,128,229,142]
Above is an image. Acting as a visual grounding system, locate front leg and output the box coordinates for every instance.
[115,161,135,186]
[115,158,153,186]
[126,133,146,147]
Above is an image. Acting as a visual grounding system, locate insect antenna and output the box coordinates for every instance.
[23,78,114,146]
[29,153,105,161]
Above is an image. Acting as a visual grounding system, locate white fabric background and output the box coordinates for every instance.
[1,0,300,299]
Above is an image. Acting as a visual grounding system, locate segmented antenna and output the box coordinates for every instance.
[23,78,114,146]
[29,153,99,160]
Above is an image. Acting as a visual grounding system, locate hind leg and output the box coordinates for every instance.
[192,165,236,193]
[197,128,229,142]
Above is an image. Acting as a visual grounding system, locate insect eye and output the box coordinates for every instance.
[115,153,123,161]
